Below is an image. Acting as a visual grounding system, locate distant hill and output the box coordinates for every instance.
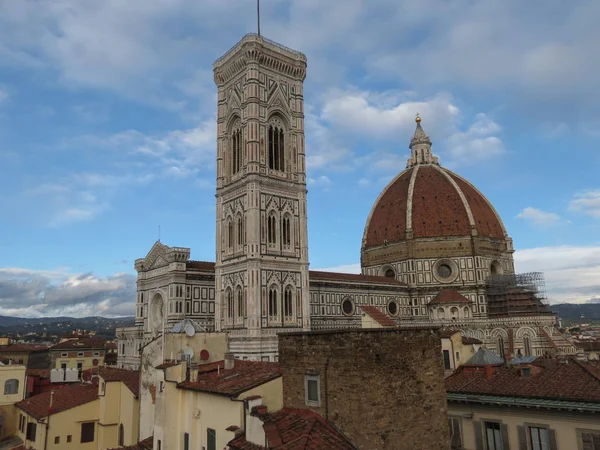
[551,304,600,321]
[0,315,135,340]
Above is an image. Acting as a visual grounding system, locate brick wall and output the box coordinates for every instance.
[279,328,451,450]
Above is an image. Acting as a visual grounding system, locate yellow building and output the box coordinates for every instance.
[446,353,600,450]
[49,338,105,372]
[15,367,140,450]
[440,329,483,375]
[0,362,26,440]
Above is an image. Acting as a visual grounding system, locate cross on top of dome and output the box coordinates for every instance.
[407,115,439,168]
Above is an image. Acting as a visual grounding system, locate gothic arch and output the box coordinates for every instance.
[490,328,509,339]
[379,264,396,279]
[516,326,537,339]
[235,286,244,318]
[150,293,164,330]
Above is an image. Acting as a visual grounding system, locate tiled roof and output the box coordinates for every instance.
[186,260,216,271]
[155,360,180,370]
[96,367,140,397]
[439,328,460,338]
[0,344,49,352]
[446,358,600,403]
[360,306,396,327]
[107,436,153,450]
[429,289,470,304]
[309,270,405,285]
[464,348,504,366]
[363,165,505,250]
[16,384,97,420]
[51,338,106,350]
[178,360,282,397]
[26,369,50,379]
[105,342,118,350]
[462,336,483,345]
[574,340,600,351]
[228,408,356,450]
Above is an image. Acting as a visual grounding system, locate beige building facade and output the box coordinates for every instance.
[0,363,25,440]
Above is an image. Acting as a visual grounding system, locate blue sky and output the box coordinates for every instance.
[1,0,600,317]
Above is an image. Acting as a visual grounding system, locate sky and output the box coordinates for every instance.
[1,0,600,317]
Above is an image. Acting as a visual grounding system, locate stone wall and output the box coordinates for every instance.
[279,328,451,450]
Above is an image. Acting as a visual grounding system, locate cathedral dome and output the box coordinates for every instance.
[362,118,507,251]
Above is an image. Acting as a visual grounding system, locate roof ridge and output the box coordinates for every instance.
[572,358,600,383]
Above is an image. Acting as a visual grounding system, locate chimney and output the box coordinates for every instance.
[224,352,235,370]
[486,365,494,380]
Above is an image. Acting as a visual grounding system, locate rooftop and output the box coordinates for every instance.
[0,344,49,353]
[360,306,396,327]
[228,408,356,450]
[309,270,405,286]
[463,347,504,366]
[51,338,106,350]
[16,384,97,420]
[429,289,470,305]
[95,367,140,397]
[106,436,153,450]
[178,360,282,397]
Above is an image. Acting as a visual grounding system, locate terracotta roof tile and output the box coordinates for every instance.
[16,384,97,420]
[155,361,180,370]
[360,306,396,327]
[178,360,282,397]
[26,369,50,379]
[309,271,405,286]
[462,336,483,345]
[438,328,460,338]
[186,260,216,271]
[446,359,600,403]
[51,338,106,350]
[0,344,49,353]
[106,436,153,450]
[228,408,356,450]
[429,289,470,304]
[94,367,140,397]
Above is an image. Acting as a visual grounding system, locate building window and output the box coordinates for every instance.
[80,422,95,443]
[267,213,277,245]
[341,298,354,316]
[207,428,216,450]
[524,336,533,357]
[232,128,242,175]
[227,289,233,319]
[157,440,162,450]
[93,351,100,357]
[268,124,285,171]
[305,374,320,406]
[268,288,278,317]
[437,264,452,278]
[54,436,60,444]
[26,423,36,442]
[484,422,503,450]
[184,432,190,450]
[228,219,234,250]
[61,352,68,357]
[443,350,451,370]
[387,300,398,316]
[385,268,395,278]
[284,287,293,318]
[237,215,244,247]
[237,289,245,318]
[4,379,19,395]
[448,417,462,449]
[67,435,72,443]
[77,352,84,357]
[528,426,549,450]
[19,414,25,433]
[118,424,124,446]
[579,430,600,449]
[282,215,291,248]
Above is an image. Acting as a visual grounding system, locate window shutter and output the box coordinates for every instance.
[517,426,527,450]
[473,420,484,450]
[548,429,558,450]
[501,423,511,450]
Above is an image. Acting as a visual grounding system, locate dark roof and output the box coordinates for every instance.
[96,367,140,396]
[574,340,600,351]
[439,329,460,338]
[107,436,153,450]
[462,336,483,345]
[186,260,216,271]
[0,344,49,353]
[178,360,282,397]
[464,348,504,366]
[26,369,50,379]
[446,358,600,403]
[155,360,180,370]
[228,408,356,450]
[51,338,106,350]
[105,342,118,350]
[16,384,97,420]
[360,306,396,327]
[429,289,470,305]
[308,270,405,286]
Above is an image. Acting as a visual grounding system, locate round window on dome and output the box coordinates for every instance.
[437,264,453,279]
[387,300,398,316]
[341,298,354,316]
[385,268,395,279]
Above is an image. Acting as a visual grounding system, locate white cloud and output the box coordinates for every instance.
[446,114,504,164]
[314,263,361,274]
[307,175,332,188]
[569,190,600,218]
[516,207,562,227]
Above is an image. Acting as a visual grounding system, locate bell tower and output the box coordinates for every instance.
[213,34,310,361]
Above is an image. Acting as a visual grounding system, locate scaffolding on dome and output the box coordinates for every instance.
[485,272,553,318]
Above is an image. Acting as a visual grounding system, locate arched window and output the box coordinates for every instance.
[450,307,459,320]
[237,289,244,318]
[232,128,242,175]
[4,379,18,395]
[437,308,446,320]
[226,289,233,319]
[284,287,293,318]
[268,288,278,316]
[228,219,234,250]
[282,215,291,248]
[118,424,124,446]
[498,338,506,358]
[268,124,285,171]
[523,336,533,357]
[384,268,395,279]
[463,306,470,319]
[267,213,277,245]
[237,215,244,247]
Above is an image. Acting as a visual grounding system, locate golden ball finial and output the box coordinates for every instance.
[415,113,421,124]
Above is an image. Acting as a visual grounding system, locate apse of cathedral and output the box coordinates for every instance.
[117,33,577,368]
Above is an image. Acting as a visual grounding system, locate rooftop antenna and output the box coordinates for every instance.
[257,0,261,36]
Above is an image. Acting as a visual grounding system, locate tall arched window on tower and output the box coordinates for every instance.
[268,288,278,317]
[232,128,242,175]
[282,214,291,249]
[236,288,245,318]
[267,213,277,245]
[236,214,244,248]
[268,123,285,172]
[284,287,293,319]
[226,289,233,319]
[228,219,234,250]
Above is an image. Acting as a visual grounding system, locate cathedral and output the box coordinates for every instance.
[117,33,576,368]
